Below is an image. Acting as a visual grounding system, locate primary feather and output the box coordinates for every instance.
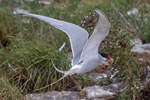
[14,10,89,66]
[80,8,111,60]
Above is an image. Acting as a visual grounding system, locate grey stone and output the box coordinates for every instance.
[131,38,150,54]
[102,83,127,92]
[130,38,142,46]
[26,91,80,100]
[131,43,150,54]
[83,85,115,99]
[26,84,121,100]
[88,73,108,82]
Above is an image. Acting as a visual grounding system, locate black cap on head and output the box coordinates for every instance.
[98,52,108,58]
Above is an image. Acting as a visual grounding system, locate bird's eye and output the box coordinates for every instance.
[100,52,108,58]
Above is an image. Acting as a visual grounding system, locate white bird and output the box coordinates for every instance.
[14,8,113,87]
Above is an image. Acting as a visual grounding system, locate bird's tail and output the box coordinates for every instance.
[34,72,70,91]
[50,73,69,86]
[51,60,67,74]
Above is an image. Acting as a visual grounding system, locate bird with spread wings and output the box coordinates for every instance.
[14,8,113,89]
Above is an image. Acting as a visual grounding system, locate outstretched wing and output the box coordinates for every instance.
[14,10,89,65]
[80,8,111,60]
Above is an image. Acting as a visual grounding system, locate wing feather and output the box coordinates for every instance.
[14,11,89,65]
[80,9,111,59]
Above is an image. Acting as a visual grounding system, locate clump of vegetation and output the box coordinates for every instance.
[0,0,149,100]
[0,38,71,92]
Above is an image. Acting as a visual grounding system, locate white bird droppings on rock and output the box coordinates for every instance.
[131,44,150,54]
[83,85,115,99]
[26,91,79,100]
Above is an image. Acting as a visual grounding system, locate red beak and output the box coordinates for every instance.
[107,56,113,64]
[107,56,111,60]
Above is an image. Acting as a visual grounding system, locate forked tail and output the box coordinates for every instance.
[34,72,70,91]
[51,60,67,74]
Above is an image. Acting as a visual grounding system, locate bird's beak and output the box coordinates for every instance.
[107,56,114,64]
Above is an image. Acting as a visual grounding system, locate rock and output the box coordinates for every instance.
[25,83,124,100]
[83,85,116,99]
[102,83,127,92]
[82,83,126,100]
[131,44,150,63]
[131,39,150,64]
[89,64,110,82]
[89,66,119,83]
[131,44,150,54]
[130,38,142,46]
[26,91,79,100]
[88,73,108,82]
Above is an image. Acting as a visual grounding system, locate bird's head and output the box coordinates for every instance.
[99,52,113,65]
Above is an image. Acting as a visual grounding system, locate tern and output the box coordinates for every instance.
[14,8,113,86]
